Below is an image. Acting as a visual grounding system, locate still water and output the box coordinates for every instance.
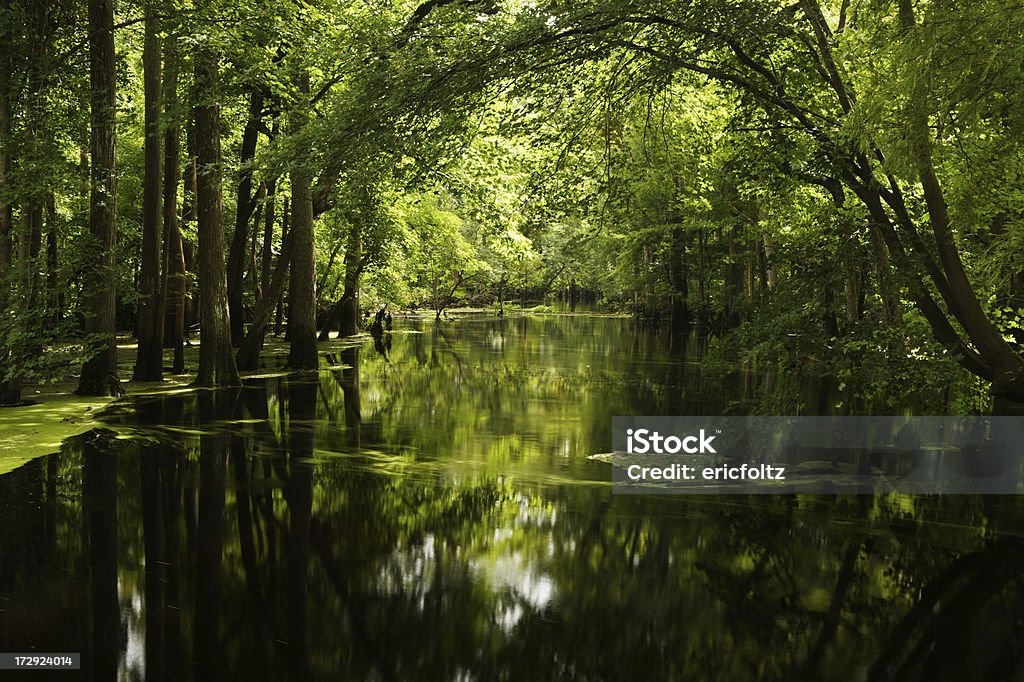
[2,316,1024,681]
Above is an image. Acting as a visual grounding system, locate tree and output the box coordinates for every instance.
[0,0,17,404]
[227,88,265,347]
[406,200,483,319]
[77,0,120,396]
[162,28,186,375]
[193,37,241,387]
[287,71,318,370]
[133,0,164,382]
[405,0,1024,396]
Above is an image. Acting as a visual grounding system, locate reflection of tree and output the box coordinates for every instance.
[194,390,236,681]
[10,317,1024,679]
[311,521,399,682]
[161,394,186,681]
[83,430,121,680]
[140,416,165,682]
[868,538,1024,682]
[340,347,361,437]
[285,379,316,682]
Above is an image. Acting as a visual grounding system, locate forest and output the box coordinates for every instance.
[5,2,1024,679]
[1,0,1023,406]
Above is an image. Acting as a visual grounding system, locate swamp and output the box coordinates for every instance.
[3,0,1024,679]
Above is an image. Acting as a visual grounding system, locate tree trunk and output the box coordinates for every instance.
[193,46,241,387]
[867,222,900,324]
[0,1,19,405]
[762,233,777,291]
[236,228,295,371]
[134,2,164,382]
[227,88,264,346]
[45,194,61,321]
[77,0,120,397]
[0,0,9,284]
[668,226,688,327]
[725,226,739,318]
[897,0,1024,395]
[162,34,186,374]
[287,71,318,370]
[249,183,265,302]
[260,176,276,294]
[275,198,289,335]
[182,135,197,335]
[338,225,362,337]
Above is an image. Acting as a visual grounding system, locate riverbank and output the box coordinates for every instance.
[0,330,376,474]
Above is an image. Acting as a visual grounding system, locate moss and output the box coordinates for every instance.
[0,393,116,475]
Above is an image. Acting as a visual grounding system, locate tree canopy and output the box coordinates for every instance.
[0,0,1022,405]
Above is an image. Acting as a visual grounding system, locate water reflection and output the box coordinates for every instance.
[1,317,1024,680]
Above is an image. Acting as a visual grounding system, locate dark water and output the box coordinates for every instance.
[3,316,1024,681]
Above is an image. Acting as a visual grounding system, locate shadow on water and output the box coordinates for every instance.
[3,316,1024,680]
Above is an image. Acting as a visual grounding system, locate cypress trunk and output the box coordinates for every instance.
[227,89,264,346]
[193,46,240,387]
[0,0,18,405]
[134,2,164,381]
[162,34,186,374]
[77,0,120,397]
[287,71,318,370]
[338,226,361,337]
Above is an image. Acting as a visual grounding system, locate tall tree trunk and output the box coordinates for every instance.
[193,45,240,387]
[762,233,777,291]
[667,226,688,328]
[227,89,264,346]
[260,176,276,294]
[20,0,47,304]
[162,34,186,374]
[77,0,120,396]
[0,0,9,284]
[248,183,265,302]
[0,0,18,405]
[724,226,739,318]
[338,226,361,337]
[867,222,900,324]
[287,71,318,370]
[134,1,164,381]
[182,134,198,335]
[45,194,61,321]
[20,203,42,298]
[275,198,289,335]
[236,228,295,370]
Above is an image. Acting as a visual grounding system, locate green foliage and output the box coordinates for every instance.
[403,197,486,313]
[1,0,1022,405]
[0,272,93,392]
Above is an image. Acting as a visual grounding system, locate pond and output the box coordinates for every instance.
[2,315,1024,681]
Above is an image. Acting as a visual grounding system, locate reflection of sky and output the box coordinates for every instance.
[378,490,560,633]
[120,579,145,681]
[476,496,559,631]
[475,552,556,631]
